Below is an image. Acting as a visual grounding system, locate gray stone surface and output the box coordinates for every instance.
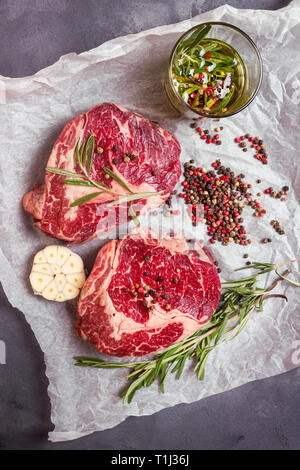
[0,0,299,451]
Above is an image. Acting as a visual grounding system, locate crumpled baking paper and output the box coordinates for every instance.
[0,1,300,442]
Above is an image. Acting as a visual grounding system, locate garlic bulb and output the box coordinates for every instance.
[29,245,86,302]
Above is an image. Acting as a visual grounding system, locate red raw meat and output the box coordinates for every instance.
[23,103,181,243]
[76,230,221,357]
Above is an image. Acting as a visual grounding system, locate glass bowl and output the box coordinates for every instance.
[165,22,263,119]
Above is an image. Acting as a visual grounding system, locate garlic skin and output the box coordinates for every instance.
[30,245,86,302]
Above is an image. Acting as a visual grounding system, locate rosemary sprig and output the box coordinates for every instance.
[74,260,297,403]
[45,135,161,219]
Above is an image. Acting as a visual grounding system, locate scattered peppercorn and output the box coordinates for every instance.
[178,159,263,245]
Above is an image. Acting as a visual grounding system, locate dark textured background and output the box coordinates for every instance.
[0,0,299,451]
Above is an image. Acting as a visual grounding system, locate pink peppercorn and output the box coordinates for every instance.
[235,137,241,143]
[196,127,202,133]
[201,135,207,140]
[212,162,218,167]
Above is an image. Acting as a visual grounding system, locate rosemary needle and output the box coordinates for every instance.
[74,260,297,403]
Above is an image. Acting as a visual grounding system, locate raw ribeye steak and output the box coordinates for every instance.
[23,103,181,243]
[76,230,221,357]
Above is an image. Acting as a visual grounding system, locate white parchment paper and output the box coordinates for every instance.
[1,1,300,442]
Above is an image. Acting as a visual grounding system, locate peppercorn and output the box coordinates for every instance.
[97,147,104,154]
[157,276,163,282]
[112,158,119,165]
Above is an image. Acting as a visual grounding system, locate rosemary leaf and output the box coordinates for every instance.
[129,202,140,227]
[63,179,94,187]
[80,140,87,168]
[70,192,104,207]
[87,135,95,176]
[103,167,134,193]
[107,192,160,206]
[275,269,300,286]
[45,167,86,178]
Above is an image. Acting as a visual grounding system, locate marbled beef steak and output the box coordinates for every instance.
[23,103,181,243]
[76,231,221,357]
